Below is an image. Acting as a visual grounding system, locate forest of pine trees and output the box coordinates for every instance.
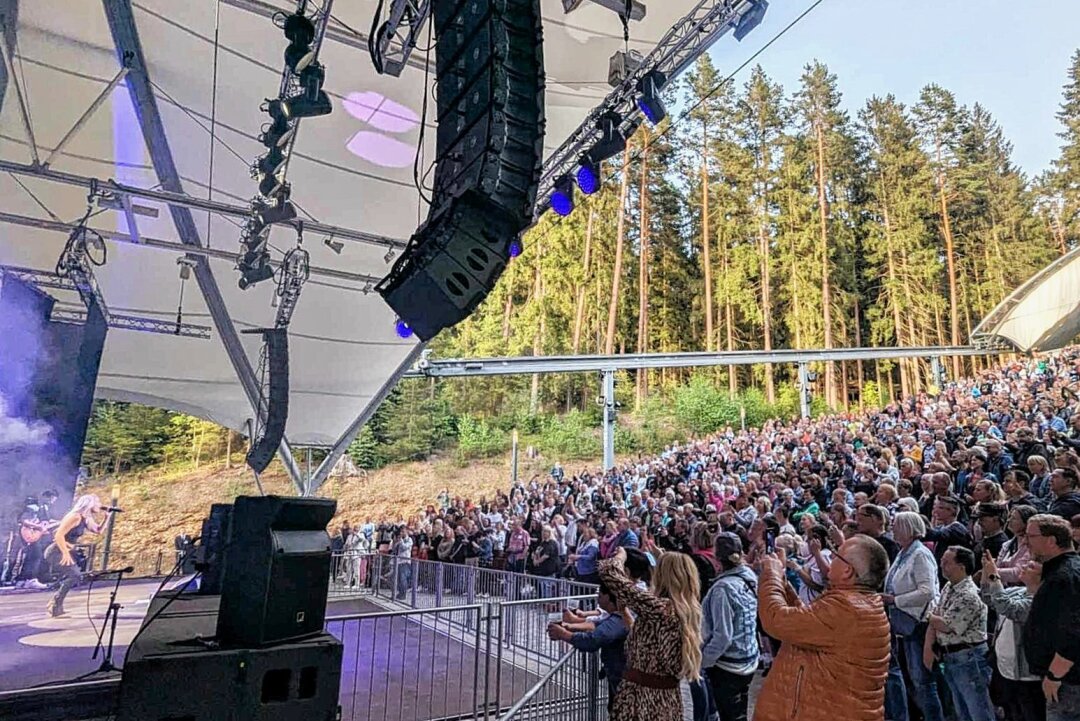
[82,52,1080,473]
[435,52,1080,416]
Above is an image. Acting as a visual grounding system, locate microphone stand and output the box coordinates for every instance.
[76,566,130,678]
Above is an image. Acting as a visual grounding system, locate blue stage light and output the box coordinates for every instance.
[550,175,575,217]
[577,160,600,195]
[395,319,413,338]
[636,70,668,126]
[508,238,523,258]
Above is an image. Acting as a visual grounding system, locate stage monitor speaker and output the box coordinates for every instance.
[217,496,337,647]
[196,503,234,595]
[245,327,289,474]
[377,0,544,341]
[118,592,342,721]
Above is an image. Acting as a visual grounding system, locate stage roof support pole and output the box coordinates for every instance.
[0,1,16,121]
[102,0,304,493]
[601,369,616,471]
[306,343,426,495]
[0,5,38,165]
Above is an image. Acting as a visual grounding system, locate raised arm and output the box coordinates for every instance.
[599,554,667,621]
[756,557,840,651]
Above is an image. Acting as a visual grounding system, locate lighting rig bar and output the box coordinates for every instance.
[536,0,767,212]
[239,0,335,292]
[0,265,213,339]
[370,0,432,77]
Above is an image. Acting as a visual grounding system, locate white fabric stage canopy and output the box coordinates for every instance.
[972,245,1080,353]
[0,0,747,451]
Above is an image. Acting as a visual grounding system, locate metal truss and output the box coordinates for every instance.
[1,265,213,339]
[536,0,766,210]
[369,0,431,77]
[103,0,305,490]
[0,210,379,287]
[0,159,406,251]
[404,345,1009,378]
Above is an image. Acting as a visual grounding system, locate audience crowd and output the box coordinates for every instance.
[333,348,1080,721]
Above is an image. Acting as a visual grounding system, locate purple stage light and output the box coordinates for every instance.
[508,239,523,258]
[395,319,413,339]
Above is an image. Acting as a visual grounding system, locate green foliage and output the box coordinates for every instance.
[537,410,601,460]
[673,374,740,434]
[862,380,888,408]
[347,425,384,470]
[456,415,509,462]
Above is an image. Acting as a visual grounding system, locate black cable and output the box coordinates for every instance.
[412,17,435,212]
[121,539,202,660]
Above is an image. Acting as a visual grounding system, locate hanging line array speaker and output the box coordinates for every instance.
[244,327,289,474]
[377,0,545,341]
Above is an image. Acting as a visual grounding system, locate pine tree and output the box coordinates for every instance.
[1050,49,1080,247]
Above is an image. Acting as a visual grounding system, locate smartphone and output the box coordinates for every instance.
[765,530,776,554]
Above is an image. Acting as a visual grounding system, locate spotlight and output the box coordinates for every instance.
[260,117,295,149]
[257,200,297,225]
[283,90,332,119]
[324,237,345,254]
[238,256,275,290]
[636,69,668,125]
[300,63,326,103]
[395,319,413,339]
[283,12,316,73]
[508,238,523,259]
[255,148,288,180]
[576,157,601,195]
[588,111,632,165]
[265,98,290,122]
[550,176,575,217]
[258,173,286,198]
[734,0,768,41]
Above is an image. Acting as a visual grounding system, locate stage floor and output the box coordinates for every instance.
[0,580,536,721]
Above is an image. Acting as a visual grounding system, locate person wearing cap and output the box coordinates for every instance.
[700,532,758,721]
[974,502,1010,562]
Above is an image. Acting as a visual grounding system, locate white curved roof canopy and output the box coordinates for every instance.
[0,0,724,449]
[972,246,1080,353]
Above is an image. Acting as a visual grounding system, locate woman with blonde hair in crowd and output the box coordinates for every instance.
[600,547,702,721]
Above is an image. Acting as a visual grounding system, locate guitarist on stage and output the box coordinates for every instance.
[14,490,59,590]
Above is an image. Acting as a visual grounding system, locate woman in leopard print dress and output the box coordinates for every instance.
[599,548,702,721]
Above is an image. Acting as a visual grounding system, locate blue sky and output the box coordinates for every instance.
[705,0,1080,178]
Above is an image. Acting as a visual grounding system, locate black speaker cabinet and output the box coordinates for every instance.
[118,593,341,721]
[217,496,337,646]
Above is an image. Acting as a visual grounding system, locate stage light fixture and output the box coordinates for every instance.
[260,117,295,149]
[258,172,286,199]
[300,63,326,102]
[636,69,668,125]
[324,237,345,254]
[257,200,297,226]
[550,176,575,217]
[734,0,768,41]
[283,90,333,119]
[577,157,601,195]
[239,259,275,290]
[255,148,288,180]
[508,238,523,259]
[283,12,316,73]
[395,319,413,339]
[588,111,632,165]
[266,98,290,122]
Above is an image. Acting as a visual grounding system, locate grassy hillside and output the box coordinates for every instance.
[85,451,584,562]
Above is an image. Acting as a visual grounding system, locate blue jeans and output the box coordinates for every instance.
[886,630,946,721]
[941,644,995,721]
[395,560,412,599]
[1048,682,1080,721]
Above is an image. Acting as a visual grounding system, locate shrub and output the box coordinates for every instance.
[456,415,509,461]
[673,374,740,434]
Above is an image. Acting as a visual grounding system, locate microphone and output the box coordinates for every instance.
[103,506,124,513]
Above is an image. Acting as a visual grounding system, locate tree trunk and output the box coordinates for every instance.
[225,431,232,469]
[636,132,651,410]
[882,178,909,400]
[935,142,961,379]
[605,146,632,356]
[815,124,835,408]
[530,235,544,414]
[759,221,774,403]
[721,237,737,398]
[702,126,714,351]
[571,209,595,354]
[854,298,864,410]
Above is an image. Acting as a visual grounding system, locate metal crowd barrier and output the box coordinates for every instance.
[329,552,598,610]
[325,591,605,721]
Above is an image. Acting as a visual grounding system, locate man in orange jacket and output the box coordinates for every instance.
[754,535,891,721]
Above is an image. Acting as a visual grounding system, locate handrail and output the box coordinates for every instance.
[326,603,483,622]
[496,647,578,721]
